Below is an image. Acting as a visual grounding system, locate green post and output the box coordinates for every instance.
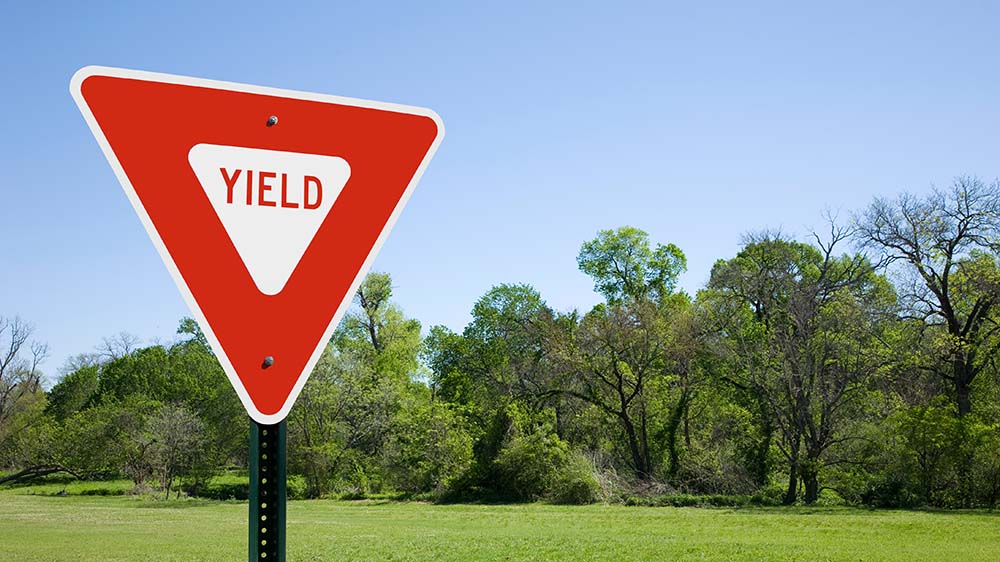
[249,419,286,562]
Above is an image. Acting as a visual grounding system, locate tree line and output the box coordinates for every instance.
[2,176,999,507]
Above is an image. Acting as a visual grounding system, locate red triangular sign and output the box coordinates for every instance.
[71,66,444,424]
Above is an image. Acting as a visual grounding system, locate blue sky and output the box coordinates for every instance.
[3,1,999,378]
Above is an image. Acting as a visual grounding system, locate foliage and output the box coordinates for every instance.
[704,229,892,504]
[146,404,211,499]
[5,179,1000,510]
[577,226,686,304]
[548,451,601,504]
[383,401,473,494]
[494,425,571,501]
[868,399,1000,508]
[855,177,1000,416]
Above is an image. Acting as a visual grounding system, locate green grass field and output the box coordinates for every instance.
[2,488,999,561]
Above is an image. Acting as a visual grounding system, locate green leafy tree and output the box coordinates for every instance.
[424,283,561,496]
[170,321,246,469]
[545,228,692,481]
[289,272,425,497]
[550,298,668,479]
[45,365,99,422]
[147,403,209,499]
[492,403,600,504]
[32,320,238,488]
[706,229,892,504]
[577,226,686,305]
[383,401,473,494]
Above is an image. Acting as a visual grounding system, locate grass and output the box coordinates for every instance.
[1,489,999,561]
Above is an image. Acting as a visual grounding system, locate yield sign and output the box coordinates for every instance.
[71,66,444,424]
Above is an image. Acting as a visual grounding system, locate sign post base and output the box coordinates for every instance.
[249,419,286,562]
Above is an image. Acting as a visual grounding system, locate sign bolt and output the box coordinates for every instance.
[262,356,275,369]
[266,115,278,127]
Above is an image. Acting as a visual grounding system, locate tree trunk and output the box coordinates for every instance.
[163,472,172,500]
[802,465,819,504]
[956,378,972,417]
[0,465,80,485]
[783,462,798,505]
[784,467,798,505]
[620,415,648,479]
[554,403,564,439]
[751,396,773,487]
[665,390,690,479]
[683,400,691,449]
[640,406,651,478]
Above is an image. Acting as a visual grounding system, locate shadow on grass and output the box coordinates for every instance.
[131,498,243,509]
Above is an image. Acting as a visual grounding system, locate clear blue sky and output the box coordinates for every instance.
[3,1,998,378]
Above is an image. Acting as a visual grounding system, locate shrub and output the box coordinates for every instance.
[495,429,570,501]
[549,452,601,505]
[197,480,248,500]
[859,474,921,509]
[623,493,781,508]
[491,425,601,504]
[384,403,474,494]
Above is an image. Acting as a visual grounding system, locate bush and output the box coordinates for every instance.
[197,480,247,500]
[495,429,570,501]
[492,425,601,504]
[384,403,474,494]
[859,474,921,509]
[846,401,1000,509]
[549,453,601,505]
[190,474,307,501]
[623,493,781,508]
[78,487,127,497]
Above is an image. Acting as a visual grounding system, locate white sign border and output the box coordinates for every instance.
[70,65,445,425]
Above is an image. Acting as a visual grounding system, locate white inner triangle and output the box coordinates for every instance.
[188,144,351,295]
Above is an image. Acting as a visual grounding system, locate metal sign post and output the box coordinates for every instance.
[249,420,286,562]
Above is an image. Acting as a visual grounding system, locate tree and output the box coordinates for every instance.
[334,272,423,385]
[855,177,1000,416]
[658,300,706,479]
[547,228,691,481]
[707,229,891,503]
[551,298,668,479]
[288,272,425,496]
[422,325,471,404]
[64,395,163,487]
[45,364,99,422]
[97,332,141,362]
[93,345,170,403]
[39,320,242,486]
[0,316,47,436]
[461,284,555,407]
[353,272,393,354]
[147,404,208,499]
[424,283,561,496]
[382,401,473,493]
[577,226,686,305]
[170,319,246,473]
